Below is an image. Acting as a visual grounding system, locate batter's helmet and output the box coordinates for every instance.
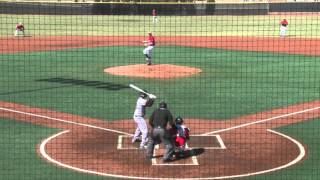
[175,116,183,125]
[159,101,167,109]
[139,92,147,98]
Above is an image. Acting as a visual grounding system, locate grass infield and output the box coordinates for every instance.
[0,46,320,120]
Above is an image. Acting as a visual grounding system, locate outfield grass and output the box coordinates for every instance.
[1,14,320,37]
[0,46,320,120]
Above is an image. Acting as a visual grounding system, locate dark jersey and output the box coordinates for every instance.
[149,108,174,129]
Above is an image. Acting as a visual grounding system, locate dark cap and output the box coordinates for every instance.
[159,101,167,108]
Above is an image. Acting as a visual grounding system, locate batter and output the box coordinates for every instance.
[132,92,155,149]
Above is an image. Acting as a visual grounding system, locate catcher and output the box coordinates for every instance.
[172,116,190,158]
[142,32,155,65]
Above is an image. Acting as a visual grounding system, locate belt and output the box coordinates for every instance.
[155,126,164,129]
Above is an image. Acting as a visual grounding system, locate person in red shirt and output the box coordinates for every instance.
[15,22,25,37]
[152,9,158,23]
[142,32,156,65]
[172,116,190,158]
[280,19,288,37]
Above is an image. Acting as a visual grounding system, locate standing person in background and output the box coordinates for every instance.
[142,32,156,65]
[152,9,158,23]
[14,22,25,37]
[146,101,175,162]
[132,92,156,149]
[280,19,288,37]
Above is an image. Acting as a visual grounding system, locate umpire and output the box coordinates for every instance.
[146,101,175,162]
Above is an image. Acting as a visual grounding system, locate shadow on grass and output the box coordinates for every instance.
[0,77,129,96]
[36,77,129,90]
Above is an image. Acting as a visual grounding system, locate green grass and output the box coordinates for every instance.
[1,44,320,179]
[0,46,320,120]
[0,118,110,180]
[245,118,320,180]
[1,14,320,37]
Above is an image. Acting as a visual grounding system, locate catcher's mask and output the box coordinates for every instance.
[159,101,167,109]
[175,116,183,125]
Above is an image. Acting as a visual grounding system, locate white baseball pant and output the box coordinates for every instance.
[133,115,148,148]
[143,46,154,58]
[280,26,287,37]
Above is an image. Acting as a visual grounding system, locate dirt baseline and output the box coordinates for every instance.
[1,101,320,179]
[1,36,320,56]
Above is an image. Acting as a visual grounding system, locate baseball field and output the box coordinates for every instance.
[1,10,320,180]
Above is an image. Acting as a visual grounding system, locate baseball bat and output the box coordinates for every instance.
[129,84,157,99]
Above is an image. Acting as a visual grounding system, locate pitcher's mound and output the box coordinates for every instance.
[104,64,201,79]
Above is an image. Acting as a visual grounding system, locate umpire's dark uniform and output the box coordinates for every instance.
[146,101,175,162]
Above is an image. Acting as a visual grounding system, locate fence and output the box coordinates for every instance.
[0,1,320,180]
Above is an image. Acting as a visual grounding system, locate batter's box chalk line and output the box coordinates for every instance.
[117,134,226,166]
[117,134,226,150]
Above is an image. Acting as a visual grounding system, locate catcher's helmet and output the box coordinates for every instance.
[175,116,183,124]
[159,101,167,109]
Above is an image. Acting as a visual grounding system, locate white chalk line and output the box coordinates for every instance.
[186,143,199,165]
[152,142,199,166]
[39,128,306,180]
[39,130,153,180]
[0,107,131,136]
[203,106,320,135]
[117,135,226,150]
[0,106,310,179]
[216,135,226,149]
[117,135,124,149]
